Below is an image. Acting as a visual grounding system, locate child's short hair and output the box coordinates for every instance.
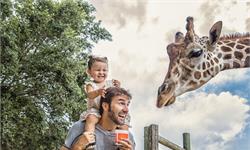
[99,87,132,115]
[88,55,108,69]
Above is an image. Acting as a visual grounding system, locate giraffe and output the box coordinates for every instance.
[157,16,250,108]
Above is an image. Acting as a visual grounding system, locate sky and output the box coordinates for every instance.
[89,0,250,150]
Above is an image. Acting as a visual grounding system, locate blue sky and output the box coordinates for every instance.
[89,0,250,149]
[202,70,250,149]
[229,123,250,150]
[203,70,250,101]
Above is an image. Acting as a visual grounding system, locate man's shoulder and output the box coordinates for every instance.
[71,120,85,131]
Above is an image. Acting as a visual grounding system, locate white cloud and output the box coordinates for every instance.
[130,92,249,150]
[90,0,147,29]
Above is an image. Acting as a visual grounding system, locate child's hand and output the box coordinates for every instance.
[113,79,121,87]
[97,88,106,97]
[71,132,95,150]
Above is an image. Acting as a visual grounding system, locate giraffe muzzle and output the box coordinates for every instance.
[157,82,176,108]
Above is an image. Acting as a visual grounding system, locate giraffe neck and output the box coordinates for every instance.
[216,36,250,71]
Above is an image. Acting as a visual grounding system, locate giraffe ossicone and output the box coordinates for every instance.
[157,16,250,108]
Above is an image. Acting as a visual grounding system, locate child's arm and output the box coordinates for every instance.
[85,84,106,99]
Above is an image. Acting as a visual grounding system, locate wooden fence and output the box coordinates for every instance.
[144,124,191,150]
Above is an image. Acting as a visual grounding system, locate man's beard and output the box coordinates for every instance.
[108,109,124,125]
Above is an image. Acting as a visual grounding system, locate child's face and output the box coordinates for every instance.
[88,61,108,83]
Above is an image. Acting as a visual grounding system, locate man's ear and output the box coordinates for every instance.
[102,102,109,112]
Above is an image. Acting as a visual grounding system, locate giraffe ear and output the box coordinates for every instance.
[209,21,222,46]
[175,32,184,43]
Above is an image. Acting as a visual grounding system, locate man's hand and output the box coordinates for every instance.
[117,139,133,150]
[71,132,95,150]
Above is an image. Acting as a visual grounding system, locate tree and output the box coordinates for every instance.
[0,0,111,149]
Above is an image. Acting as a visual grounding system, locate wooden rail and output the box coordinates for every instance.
[144,124,191,150]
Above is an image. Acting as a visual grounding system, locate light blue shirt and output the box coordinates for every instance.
[64,120,135,150]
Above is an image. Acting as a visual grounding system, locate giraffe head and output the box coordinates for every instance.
[157,17,223,108]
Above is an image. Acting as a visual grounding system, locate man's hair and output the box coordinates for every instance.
[99,87,132,115]
[87,55,108,69]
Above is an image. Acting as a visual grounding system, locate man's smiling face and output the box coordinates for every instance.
[108,95,130,125]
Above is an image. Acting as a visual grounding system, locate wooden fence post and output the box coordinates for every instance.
[158,136,185,150]
[144,124,191,150]
[183,133,191,150]
[144,124,158,150]
[144,126,149,150]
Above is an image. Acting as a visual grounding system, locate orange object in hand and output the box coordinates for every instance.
[115,130,129,143]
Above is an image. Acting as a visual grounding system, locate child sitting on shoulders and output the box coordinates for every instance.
[80,55,131,149]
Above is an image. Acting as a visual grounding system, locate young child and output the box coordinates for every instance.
[81,55,131,148]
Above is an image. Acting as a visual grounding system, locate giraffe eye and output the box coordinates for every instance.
[188,49,203,58]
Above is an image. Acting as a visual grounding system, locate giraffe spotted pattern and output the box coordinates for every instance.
[157,17,250,108]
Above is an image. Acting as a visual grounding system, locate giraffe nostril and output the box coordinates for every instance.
[158,83,166,95]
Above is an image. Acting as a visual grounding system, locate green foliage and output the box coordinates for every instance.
[0,0,111,149]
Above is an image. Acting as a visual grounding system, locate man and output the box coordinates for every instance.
[61,87,135,150]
